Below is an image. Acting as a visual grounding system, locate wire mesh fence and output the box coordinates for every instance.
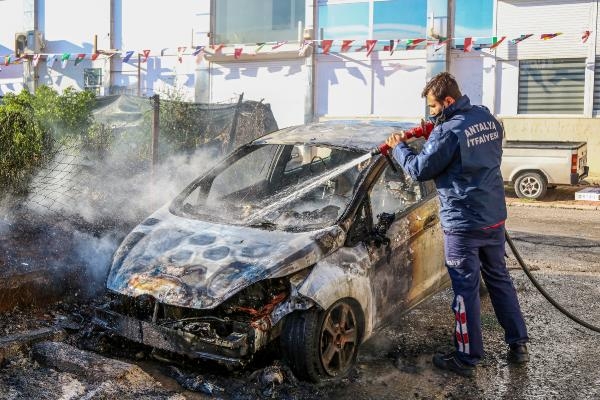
[21,93,279,226]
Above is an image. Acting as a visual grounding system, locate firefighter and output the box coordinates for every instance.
[385,72,529,377]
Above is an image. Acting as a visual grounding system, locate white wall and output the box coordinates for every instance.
[0,0,25,95]
[210,59,307,128]
[317,51,427,119]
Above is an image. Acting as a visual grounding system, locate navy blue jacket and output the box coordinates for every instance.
[392,95,507,231]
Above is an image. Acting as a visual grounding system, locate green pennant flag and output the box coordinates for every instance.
[255,42,266,53]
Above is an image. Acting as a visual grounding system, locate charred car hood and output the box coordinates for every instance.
[106,207,345,309]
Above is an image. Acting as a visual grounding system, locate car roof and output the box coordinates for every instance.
[252,120,419,152]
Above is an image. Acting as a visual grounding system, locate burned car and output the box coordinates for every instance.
[95,120,449,382]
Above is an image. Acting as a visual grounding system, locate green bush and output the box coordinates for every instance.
[0,95,43,194]
[0,86,97,195]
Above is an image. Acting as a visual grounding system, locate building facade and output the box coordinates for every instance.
[1,0,599,177]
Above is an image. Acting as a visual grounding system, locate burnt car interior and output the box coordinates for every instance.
[175,143,365,231]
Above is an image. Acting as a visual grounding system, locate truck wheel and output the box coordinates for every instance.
[514,172,547,200]
[281,299,361,382]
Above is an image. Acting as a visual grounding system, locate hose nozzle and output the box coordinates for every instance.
[371,143,392,157]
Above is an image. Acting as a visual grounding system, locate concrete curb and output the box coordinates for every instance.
[506,201,600,211]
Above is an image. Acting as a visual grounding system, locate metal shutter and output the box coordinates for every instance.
[518,58,585,114]
[594,58,600,113]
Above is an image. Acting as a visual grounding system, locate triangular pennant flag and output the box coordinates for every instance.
[4,55,11,66]
[434,38,450,52]
[212,43,225,54]
[177,46,186,63]
[91,52,100,61]
[463,37,474,52]
[47,54,58,68]
[299,40,312,56]
[234,47,243,59]
[122,50,134,63]
[541,33,562,40]
[489,36,506,50]
[321,39,333,54]
[61,53,70,68]
[406,38,426,50]
[366,40,378,57]
[74,53,86,66]
[510,34,533,45]
[582,30,591,43]
[271,41,288,50]
[341,40,354,52]
[255,43,266,53]
[192,46,205,56]
[388,39,397,55]
[141,49,151,62]
[32,54,41,67]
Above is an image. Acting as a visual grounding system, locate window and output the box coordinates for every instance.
[84,68,102,94]
[518,59,585,114]
[373,0,426,40]
[370,163,422,218]
[214,0,306,44]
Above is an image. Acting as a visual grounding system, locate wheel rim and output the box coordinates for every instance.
[519,176,542,198]
[319,302,358,376]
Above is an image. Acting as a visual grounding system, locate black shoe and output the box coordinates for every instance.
[508,344,529,364]
[432,352,475,377]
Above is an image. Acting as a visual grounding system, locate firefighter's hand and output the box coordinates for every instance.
[385,131,406,148]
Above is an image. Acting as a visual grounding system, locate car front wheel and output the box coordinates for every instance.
[514,171,547,200]
[281,299,361,382]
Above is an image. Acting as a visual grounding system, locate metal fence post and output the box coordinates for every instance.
[151,94,160,172]
[227,93,244,153]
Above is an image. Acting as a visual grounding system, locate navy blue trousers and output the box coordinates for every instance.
[443,225,528,365]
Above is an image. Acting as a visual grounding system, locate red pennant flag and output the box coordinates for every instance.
[32,54,41,67]
[91,52,100,61]
[463,37,474,52]
[271,41,288,50]
[321,39,333,54]
[541,33,562,40]
[489,36,506,50]
[366,40,378,57]
[212,43,225,54]
[74,53,86,66]
[141,49,150,62]
[406,38,426,50]
[4,55,10,66]
[234,48,243,59]
[341,40,354,52]
[177,47,186,63]
[582,30,591,43]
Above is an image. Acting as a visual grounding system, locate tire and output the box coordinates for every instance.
[514,171,547,200]
[281,299,361,382]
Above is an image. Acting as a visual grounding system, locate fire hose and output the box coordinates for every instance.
[371,121,600,334]
[505,231,600,333]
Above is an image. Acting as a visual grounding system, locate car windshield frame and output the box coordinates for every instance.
[170,143,370,232]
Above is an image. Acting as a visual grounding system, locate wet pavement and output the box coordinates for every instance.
[1,203,599,399]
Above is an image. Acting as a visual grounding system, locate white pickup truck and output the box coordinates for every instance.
[501,141,588,200]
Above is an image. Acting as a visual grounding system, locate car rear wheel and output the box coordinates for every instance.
[281,299,361,382]
[514,171,547,200]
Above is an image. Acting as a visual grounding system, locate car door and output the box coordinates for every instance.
[366,162,446,327]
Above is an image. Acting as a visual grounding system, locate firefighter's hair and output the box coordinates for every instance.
[421,72,462,101]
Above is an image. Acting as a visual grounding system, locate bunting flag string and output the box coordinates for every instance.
[0,30,595,70]
[74,53,86,66]
[582,30,591,43]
